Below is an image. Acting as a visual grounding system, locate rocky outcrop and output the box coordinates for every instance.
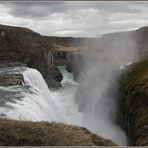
[119,60,148,146]
[46,66,63,82]
[0,61,26,86]
[66,53,84,81]
[0,61,27,68]
[0,118,116,146]
[0,73,24,86]
[0,25,48,64]
[47,79,62,90]
[134,26,148,59]
[0,24,62,88]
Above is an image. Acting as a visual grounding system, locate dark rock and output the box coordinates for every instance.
[0,113,5,117]
[119,60,148,146]
[0,24,63,88]
[66,53,86,82]
[0,73,24,86]
[45,66,63,82]
[0,61,27,68]
[0,24,52,71]
[53,50,69,66]
[47,79,62,90]
[0,61,26,86]
[66,63,73,72]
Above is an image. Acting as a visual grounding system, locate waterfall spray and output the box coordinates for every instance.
[74,32,138,145]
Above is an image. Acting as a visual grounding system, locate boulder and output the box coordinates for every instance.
[45,66,63,82]
[47,79,62,90]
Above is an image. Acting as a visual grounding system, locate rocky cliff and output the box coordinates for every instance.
[119,60,148,145]
[0,24,62,88]
[46,27,148,81]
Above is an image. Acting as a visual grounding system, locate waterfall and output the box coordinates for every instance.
[73,33,138,145]
[76,61,127,145]
[5,67,64,122]
[50,66,83,126]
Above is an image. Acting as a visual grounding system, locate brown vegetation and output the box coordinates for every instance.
[0,118,116,146]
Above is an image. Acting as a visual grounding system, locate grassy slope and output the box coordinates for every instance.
[119,60,148,146]
[0,118,116,146]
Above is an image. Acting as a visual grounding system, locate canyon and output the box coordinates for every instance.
[0,24,148,146]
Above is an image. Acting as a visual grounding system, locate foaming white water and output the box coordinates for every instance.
[50,66,83,126]
[5,67,64,122]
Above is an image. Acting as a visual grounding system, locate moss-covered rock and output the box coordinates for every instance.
[119,60,148,146]
[0,118,116,146]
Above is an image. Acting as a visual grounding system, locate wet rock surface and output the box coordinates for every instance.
[0,73,24,86]
[44,66,63,82]
[47,79,62,90]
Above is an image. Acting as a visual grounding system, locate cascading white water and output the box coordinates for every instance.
[76,61,127,145]
[50,66,83,126]
[4,67,64,122]
[0,64,133,146]
[73,34,138,145]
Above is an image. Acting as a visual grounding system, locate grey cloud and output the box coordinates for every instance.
[66,1,143,13]
[4,2,66,18]
[0,1,148,37]
[1,1,147,19]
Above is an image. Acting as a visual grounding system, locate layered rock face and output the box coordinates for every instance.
[135,26,148,59]
[0,61,26,86]
[119,60,148,146]
[0,24,62,88]
[0,25,48,64]
[0,118,116,146]
[0,74,24,86]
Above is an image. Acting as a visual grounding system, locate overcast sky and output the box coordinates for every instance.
[0,1,148,37]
